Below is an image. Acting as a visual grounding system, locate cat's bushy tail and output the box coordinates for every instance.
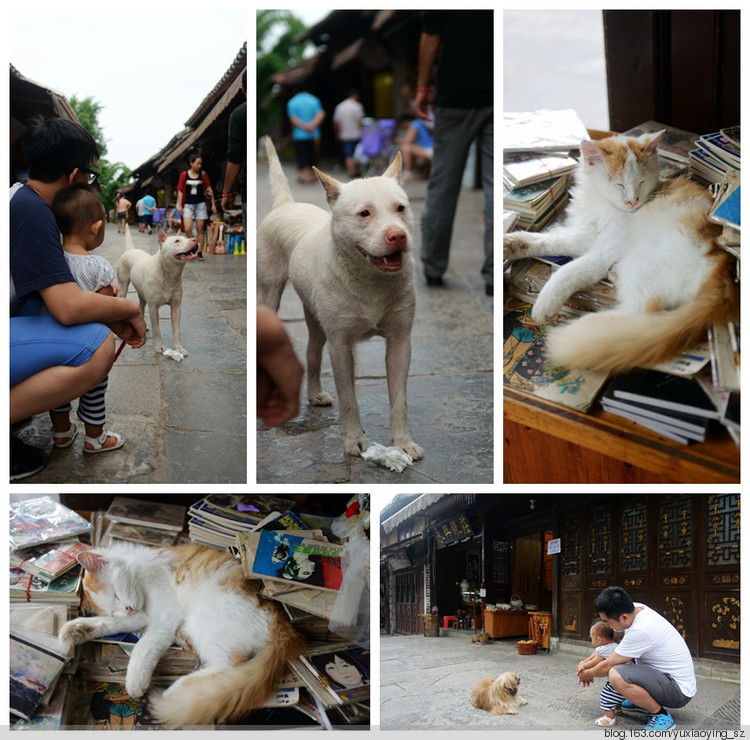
[545,256,738,375]
[148,619,305,727]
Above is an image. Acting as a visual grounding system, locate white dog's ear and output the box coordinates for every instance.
[383,151,403,181]
[313,167,343,206]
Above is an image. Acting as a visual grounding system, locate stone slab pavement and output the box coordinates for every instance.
[379,630,740,731]
[12,223,247,485]
[256,153,494,484]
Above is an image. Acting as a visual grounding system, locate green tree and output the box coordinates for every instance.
[256,10,314,137]
[68,95,130,212]
[69,95,108,158]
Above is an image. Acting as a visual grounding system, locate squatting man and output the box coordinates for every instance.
[576,586,696,732]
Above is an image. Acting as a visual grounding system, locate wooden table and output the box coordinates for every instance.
[504,388,740,483]
[483,609,529,639]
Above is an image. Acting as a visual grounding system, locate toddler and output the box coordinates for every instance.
[576,618,625,727]
[49,185,131,453]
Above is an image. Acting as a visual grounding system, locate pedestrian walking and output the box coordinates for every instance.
[287,84,326,184]
[135,196,145,232]
[176,153,217,260]
[115,192,131,233]
[141,190,157,235]
[333,89,364,177]
[415,10,494,296]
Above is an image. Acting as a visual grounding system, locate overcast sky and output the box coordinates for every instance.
[9,8,247,170]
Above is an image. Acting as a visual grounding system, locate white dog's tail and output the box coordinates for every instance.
[264,135,294,210]
[124,223,134,251]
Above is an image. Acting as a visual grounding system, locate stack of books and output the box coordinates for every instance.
[503,109,588,231]
[690,127,740,186]
[187,494,302,548]
[102,496,186,547]
[8,498,92,728]
[9,498,92,607]
[235,516,370,726]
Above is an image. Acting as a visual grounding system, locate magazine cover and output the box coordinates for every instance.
[250,530,343,592]
[104,521,179,547]
[200,493,295,519]
[10,538,90,582]
[301,645,370,704]
[10,497,92,551]
[503,296,608,412]
[10,630,70,720]
[10,566,84,603]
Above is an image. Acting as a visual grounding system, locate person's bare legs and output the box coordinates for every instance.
[10,334,115,424]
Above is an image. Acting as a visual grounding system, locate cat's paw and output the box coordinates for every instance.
[126,665,153,698]
[504,232,533,260]
[530,293,562,324]
[60,617,100,645]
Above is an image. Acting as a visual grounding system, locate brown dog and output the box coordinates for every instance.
[471,672,528,715]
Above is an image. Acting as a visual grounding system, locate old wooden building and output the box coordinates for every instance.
[380,494,739,664]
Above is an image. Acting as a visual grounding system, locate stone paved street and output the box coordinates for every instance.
[380,630,740,731]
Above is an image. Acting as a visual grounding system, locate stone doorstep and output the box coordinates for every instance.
[435,629,740,684]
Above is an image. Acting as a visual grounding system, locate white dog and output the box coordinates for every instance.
[471,672,528,716]
[116,230,198,356]
[257,136,423,459]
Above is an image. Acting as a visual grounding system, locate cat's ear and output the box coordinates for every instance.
[580,140,604,167]
[78,550,109,574]
[642,130,665,153]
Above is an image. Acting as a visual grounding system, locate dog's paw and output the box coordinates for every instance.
[344,433,370,456]
[309,391,334,406]
[397,439,424,461]
[60,618,99,645]
[518,697,528,706]
[174,346,188,358]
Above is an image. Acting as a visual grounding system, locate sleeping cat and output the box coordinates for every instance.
[60,542,305,727]
[503,131,738,373]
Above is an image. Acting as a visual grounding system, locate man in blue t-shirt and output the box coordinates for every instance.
[286,86,326,183]
[141,191,157,234]
[10,116,146,480]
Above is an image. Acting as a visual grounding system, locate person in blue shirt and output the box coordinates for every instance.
[10,116,146,480]
[286,85,326,183]
[398,113,434,179]
[141,190,157,235]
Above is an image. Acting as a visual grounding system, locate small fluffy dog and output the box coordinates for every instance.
[257,136,423,459]
[116,230,198,357]
[471,672,528,715]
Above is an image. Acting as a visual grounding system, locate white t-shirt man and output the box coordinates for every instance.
[333,96,365,141]
[615,603,696,698]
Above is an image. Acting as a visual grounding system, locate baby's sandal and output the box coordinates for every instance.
[83,431,124,454]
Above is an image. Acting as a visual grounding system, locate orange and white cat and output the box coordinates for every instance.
[503,131,738,373]
[60,542,304,727]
